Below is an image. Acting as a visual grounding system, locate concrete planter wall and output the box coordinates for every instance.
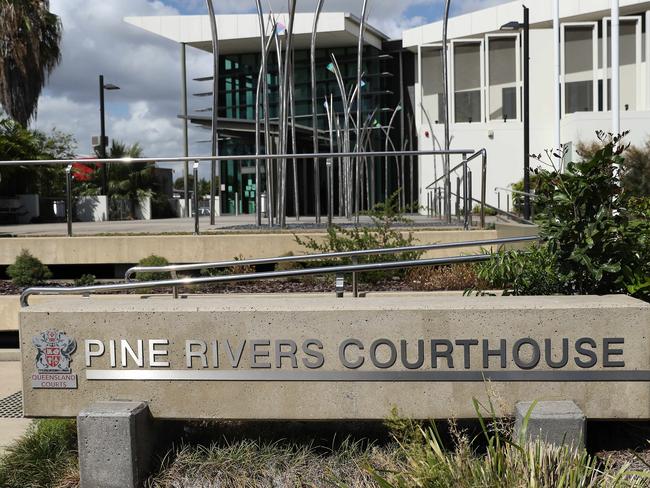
[75,196,108,222]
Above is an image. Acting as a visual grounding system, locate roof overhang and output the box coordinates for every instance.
[125,12,388,54]
[402,0,650,49]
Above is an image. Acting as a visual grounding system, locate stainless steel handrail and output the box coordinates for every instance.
[124,235,538,282]
[0,149,475,166]
[495,187,537,198]
[21,252,496,307]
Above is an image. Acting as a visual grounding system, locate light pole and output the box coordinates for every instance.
[501,6,530,220]
[98,74,120,195]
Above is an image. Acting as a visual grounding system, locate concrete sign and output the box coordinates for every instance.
[20,294,650,419]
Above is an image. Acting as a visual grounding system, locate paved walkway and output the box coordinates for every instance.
[0,214,483,237]
[0,361,30,455]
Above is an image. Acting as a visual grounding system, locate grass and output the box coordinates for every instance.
[1,408,648,488]
[0,419,78,488]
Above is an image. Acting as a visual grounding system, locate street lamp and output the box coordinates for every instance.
[99,74,120,195]
[501,6,531,220]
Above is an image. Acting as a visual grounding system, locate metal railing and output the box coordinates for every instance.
[424,149,487,230]
[0,148,480,236]
[20,235,538,307]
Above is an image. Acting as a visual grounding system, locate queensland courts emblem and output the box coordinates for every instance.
[31,329,78,389]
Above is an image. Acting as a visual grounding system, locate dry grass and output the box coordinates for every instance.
[405,263,485,291]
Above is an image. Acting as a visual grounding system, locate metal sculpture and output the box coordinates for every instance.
[310,0,325,224]
[355,0,369,223]
[441,0,452,223]
[205,0,219,225]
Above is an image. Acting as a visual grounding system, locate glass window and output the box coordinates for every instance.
[488,37,517,121]
[564,26,594,113]
[421,47,445,124]
[453,42,481,123]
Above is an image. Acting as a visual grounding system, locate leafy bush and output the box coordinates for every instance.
[74,273,96,287]
[7,249,52,287]
[295,192,421,283]
[481,133,650,301]
[476,246,563,296]
[0,419,78,488]
[136,254,170,282]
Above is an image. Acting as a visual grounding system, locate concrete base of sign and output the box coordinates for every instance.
[514,401,585,448]
[77,401,154,488]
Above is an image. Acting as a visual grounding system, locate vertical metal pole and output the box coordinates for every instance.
[255,1,272,228]
[181,43,190,218]
[468,170,473,228]
[612,0,620,136]
[206,0,219,226]
[480,151,486,229]
[507,194,510,214]
[455,177,461,220]
[65,165,73,237]
[355,0,369,224]
[193,161,200,235]
[498,192,501,210]
[462,161,469,230]
[235,192,239,216]
[351,256,358,298]
[553,0,561,154]
[522,6,531,221]
[99,75,107,196]
[399,50,405,211]
[441,0,452,224]
[310,0,325,224]
[326,158,333,226]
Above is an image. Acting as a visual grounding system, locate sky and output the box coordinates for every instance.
[32,0,511,178]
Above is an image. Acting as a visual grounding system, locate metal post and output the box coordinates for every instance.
[65,165,73,237]
[480,150,487,229]
[612,0,620,136]
[335,275,344,298]
[206,0,219,226]
[498,192,501,210]
[468,170,473,228]
[553,0,561,155]
[171,270,179,299]
[441,0,452,224]
[98,75,107,196]
[522,6,531,220]
[326,158,333,226]
[181,43,190,218]
[351,256,358,298]
[507,194,510,214]
[355,0,369,224]
[455,177,461,220]
[311,0,325,224]
[193,161,200,235]
[462,161,469,230]
[235,192,239,216]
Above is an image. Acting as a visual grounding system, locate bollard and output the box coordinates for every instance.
[193,161,200,235]
[326,158,333,227]
[351,256,358,298]
[335,275,344,298]
[65,164,73,237]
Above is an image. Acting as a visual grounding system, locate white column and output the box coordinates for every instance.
[611,0,620,135]
[553,0,561,151]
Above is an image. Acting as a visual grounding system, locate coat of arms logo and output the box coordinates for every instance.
[33,329,77,373]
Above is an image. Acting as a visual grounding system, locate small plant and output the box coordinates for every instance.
[0,419,78,488]
[74,273,96,287]
[6,249,52,287]
[201,255,255,277]
[136,254,170,282]
[407,263,484,291]
[295,192,421,283]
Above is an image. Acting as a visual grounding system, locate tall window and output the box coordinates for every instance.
[563,24,596,114]
[453,42,482,123]
[487,37,518,121]
[421,46,445,124]
[604,18,640,111]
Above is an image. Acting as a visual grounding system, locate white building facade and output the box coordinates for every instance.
[405,0,650,209]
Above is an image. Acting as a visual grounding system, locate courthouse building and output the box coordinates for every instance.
[126,0,650,216]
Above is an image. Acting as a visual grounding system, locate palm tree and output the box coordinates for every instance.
[0,0,62,126]
[101,140,154,219]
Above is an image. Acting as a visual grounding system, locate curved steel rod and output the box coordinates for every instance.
[206,0,219,225]
[355,0,369,223]
[124,235,539,282]
[310,0,325,224]
[22,253,497,307]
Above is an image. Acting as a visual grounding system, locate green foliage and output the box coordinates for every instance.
[510,174,543,216]
[534,132,650,296]
[481,133,650,300]
[0,419,77,488]
[136,254,170,282]
[472,204,497,216]
[7,249,52,286]
[0,117,76,197]
[476,246,563,296]
[74,273,96,287]
[173,176,212,197]
[294,192,420,283]
[372,400,648,487]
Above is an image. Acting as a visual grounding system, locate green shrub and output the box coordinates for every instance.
[0,419,78,488]
[74,273,96,287]
[295,192,421,283]
[136,254,170,282]
[7,249,52,287]
[472,204,497,216]
[476,246,563,296]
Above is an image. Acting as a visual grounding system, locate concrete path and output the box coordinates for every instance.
[0,214,490,236]
[0,361,30,455]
